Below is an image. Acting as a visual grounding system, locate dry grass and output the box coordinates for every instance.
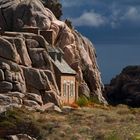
[0,105,140,140]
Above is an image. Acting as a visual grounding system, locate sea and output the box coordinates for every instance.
[95,44,140,84]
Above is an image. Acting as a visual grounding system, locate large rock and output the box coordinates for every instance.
[22,67,51,90]
[42,90,62,106]
[7,134,37,140]
[23,99,39,107]
[26,93,43,105]
[4,36,32,66]
[0,94,11,105]
[12,81,26,93]
[27,48,47,68]
[6,92,25,98]
[105,66,140,107]
[0,69,4,81]
[0,0,107,105]
[5,70,13,82]
[0,37,20,63]
[0,81,13,93]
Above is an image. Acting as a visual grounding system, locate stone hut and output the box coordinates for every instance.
[48,47,78,104]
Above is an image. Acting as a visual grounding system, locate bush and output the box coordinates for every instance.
[42,0,62,19]
[76,96,89,107]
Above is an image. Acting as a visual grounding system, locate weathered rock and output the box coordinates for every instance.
[0,94,11,105]
[0,69,4,81]
[54,105,62,113]
[14,37,32,66]
[0,104,22,114]
[78,83,90,98]
[12,97,22,104]
[27,48,47,68]
[0,62,10,70]
[12,81,25,93]
[26,93,43,105]
[17,134,37,140]
[4,36,32,66]
[105,66,140,107]
[0,106,7,114]
[7,134,37,140]
[38,102,62,112]
[0,93,22,106]
[23,99,39,107]
[6,92,25,98]
[43,90,62,106]
[22,67,51,90]
[44,70,60,95]
[5,70,13,82]
[38,102,55,112]
[0,37,20,63]
[0,81,13,93]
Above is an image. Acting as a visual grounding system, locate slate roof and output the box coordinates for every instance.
[48,47,76,75]
[53,59,76,75]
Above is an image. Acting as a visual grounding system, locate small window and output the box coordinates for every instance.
[63,80,67,97]
[70,81,74,97]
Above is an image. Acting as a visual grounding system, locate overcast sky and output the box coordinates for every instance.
[61,0,140,44]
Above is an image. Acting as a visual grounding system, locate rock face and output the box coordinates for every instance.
[105,66,140,107]
[0,0,107,108]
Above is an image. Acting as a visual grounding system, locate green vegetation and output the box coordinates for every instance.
[76,96,89,106]
[42,0,62,19]
[0,105,140,140]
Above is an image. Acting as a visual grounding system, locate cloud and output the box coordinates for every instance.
[122,7,140,22]
[61,0,95,8]
[108,4,140,28]
[71,11,107,27]
[61,0,140,29]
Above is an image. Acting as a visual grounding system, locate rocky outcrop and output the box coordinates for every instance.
[105,66,140,107]
[0,34,61,110]
[0,0,107,108]
[7,134,36,140]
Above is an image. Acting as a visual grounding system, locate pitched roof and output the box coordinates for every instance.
[48,47,76,75]
[52,59,76,75]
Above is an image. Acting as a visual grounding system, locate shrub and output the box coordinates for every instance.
[76,96,89,107]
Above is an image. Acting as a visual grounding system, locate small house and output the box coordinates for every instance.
[48,47,78,104]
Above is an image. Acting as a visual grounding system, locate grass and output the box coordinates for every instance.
[76,96,89,106]
[0,105,140,140]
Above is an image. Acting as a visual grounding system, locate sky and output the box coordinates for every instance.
[60,0,140,83]
[61,0,140,44]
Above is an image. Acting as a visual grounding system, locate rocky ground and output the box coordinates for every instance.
[0,105,140,140]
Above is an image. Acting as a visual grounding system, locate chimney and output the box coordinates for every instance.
[57,48,64,62]
[48,47,57,61]
[57,52,62,62]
